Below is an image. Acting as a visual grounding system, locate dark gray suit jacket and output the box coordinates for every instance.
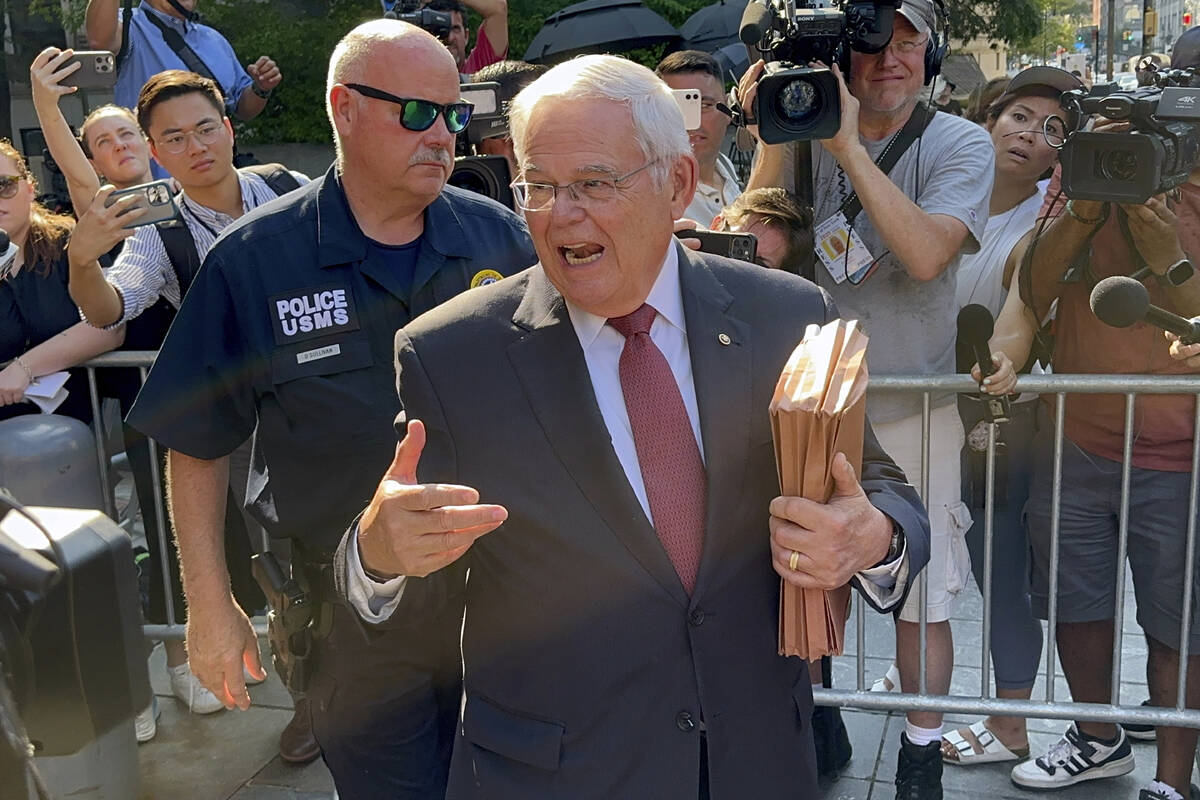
[337,245,929,799]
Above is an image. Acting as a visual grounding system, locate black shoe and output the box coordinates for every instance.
[896,733,943,800]
[1121,699,1157,741]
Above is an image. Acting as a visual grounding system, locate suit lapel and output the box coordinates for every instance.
[507,267,690,608]
[678,246,754,600]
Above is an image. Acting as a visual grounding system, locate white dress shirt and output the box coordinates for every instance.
[346,247,909,621]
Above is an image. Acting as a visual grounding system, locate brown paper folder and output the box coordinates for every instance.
[770,319,869,660]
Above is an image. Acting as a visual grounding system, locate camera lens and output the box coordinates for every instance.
[1099,149,1139,182]
[774,79,819,124]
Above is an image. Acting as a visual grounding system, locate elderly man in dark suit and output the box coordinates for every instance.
[336,54,930,799]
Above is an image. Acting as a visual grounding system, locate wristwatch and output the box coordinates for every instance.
[870,519,905,569]
[1159,258,1194,288]
[251,84,273,100]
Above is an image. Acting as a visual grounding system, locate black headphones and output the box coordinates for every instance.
[923,0,949,86]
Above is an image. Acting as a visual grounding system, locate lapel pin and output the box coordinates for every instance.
[718,333,731,346]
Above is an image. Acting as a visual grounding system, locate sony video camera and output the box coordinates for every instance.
[1059,69,1200,204]
[449,81,515,210]
[381,0,452,38]
[740,0,901,142]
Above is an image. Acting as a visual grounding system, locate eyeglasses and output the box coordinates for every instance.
[156,122,225,154]
[0,174,25,199]
[884,36,929,56]
[344,83,474,134]
[510,161,658,213]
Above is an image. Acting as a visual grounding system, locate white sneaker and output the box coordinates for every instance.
[134,696,159,743]
[1011,723,1134,789]
[168,662,225,714]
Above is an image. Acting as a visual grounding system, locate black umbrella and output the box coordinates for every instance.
[712,41,751,81]
[523,0,682,65]
[680,0,750,53]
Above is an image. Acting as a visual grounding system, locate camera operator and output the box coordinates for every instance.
[1009,28,1200,800]
[85,0,281,125]
[469,59,547,177]
[656,51,742,227]
[123,21,535,799]
[421,0,507,76]
[741,2,993,796]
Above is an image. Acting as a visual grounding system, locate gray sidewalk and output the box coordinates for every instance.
[134,574,1190,799]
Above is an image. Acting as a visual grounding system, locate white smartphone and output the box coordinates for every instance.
[671,88,702,131]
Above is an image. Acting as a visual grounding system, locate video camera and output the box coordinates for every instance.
[1059,69,1200,203]
[739,0,901,142]
[381,0,452,38]
[449,81,515,209]
[0,497,149,799]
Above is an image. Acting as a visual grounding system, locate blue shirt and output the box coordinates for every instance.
[127,165,537,549]
[115,2,252,114]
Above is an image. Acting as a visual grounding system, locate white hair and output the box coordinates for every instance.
[508,54,692,188]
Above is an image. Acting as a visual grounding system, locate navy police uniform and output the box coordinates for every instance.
[128,164,536,798]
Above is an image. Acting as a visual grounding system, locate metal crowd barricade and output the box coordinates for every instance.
[71,356,1200,728]
[79,351,267,641]
[815,373,1200,731]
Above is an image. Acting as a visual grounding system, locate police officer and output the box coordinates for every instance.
[126,20,536,799]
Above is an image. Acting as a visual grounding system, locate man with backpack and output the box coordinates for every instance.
[85,0,280,122]
[67,70,303,329]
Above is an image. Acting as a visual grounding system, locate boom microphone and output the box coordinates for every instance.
[740,0,776,47]
[1090,275,1200,344]
[957,303,1011,422]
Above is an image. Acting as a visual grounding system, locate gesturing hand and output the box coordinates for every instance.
[247,56,282,92]
[769,452,892,590]
[357,420,507,579]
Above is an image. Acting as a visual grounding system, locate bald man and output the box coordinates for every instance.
[125,20,535,798]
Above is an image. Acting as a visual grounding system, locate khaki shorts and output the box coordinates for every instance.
[872,403,972,624]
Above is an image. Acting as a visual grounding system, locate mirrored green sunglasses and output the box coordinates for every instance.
[344,83,474,134]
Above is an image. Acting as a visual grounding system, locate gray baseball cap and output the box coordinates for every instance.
[897,0,937,38]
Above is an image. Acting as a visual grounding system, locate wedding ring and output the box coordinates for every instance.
[788,550,800,572]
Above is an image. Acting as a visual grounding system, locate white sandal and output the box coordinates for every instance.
[941,720,1029,765]
[870,663,900,693]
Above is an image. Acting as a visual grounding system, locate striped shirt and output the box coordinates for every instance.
[88,169,308,328]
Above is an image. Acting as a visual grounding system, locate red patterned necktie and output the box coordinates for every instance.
[608,303,707,594]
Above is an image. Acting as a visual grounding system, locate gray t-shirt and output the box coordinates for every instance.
[790,111,994,422]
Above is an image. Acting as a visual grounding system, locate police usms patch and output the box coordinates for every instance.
[268,284,361,345]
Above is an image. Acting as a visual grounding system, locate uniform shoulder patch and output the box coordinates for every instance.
[470,269,504,289]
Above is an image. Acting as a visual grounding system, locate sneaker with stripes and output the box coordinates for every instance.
[1010,723,1134,790]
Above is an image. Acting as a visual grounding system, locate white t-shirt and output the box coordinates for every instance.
[955,191,1043,315]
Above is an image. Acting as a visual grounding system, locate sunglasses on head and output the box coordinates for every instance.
[0,174,25,199]
[344,83,474,134]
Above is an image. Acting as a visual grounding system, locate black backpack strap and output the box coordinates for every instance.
[838,103,936,226]
[239,163,301,197]
[116,0,135,71]
[155,219,202,299]
[142,8,217,82]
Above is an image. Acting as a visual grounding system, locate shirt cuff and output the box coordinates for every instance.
[854,536,910,612]
[78,282,129,331]
[344,525,408,623]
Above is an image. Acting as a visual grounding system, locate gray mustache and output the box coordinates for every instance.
[409,149,453,168]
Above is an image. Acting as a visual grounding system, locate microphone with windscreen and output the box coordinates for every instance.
[957,303,1011,422]
[739,0,775,47]
[0,229,16,276]
[1090,275,1200,344]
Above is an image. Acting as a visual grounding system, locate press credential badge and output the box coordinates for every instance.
[815,212,875,284]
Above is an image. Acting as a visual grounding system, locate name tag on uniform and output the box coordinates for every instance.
[296,343,341,364]
[269,284,361,345]
[815,212,875,284]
